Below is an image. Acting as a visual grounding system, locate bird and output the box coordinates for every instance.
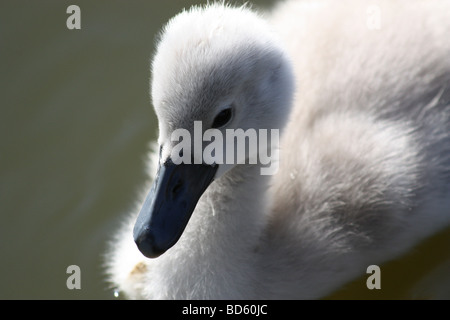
[105,0,450,299]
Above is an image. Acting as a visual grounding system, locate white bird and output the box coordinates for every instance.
[106,0,450,299]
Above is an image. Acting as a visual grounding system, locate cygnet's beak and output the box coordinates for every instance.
[133,159,218,258]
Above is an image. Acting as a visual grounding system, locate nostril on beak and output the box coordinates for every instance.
[172,179,183,197]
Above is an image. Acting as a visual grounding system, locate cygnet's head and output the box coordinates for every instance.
[134,3,294,258]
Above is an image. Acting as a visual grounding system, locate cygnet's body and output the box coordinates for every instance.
[106,0,450,299]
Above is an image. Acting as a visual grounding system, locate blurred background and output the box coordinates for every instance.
[0,0,449,299]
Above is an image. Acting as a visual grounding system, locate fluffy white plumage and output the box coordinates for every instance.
[106,0,450,299]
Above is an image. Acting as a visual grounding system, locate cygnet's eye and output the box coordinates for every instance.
[211,107,233,128]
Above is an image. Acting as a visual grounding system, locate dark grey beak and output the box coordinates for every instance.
[133,159,218,258]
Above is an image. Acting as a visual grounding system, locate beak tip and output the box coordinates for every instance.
[133,226,166,259]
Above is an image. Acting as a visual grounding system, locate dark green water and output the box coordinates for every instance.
[0,0,449,299]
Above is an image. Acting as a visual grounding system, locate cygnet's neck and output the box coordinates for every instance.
[195,163,270,249]
[157,163,270,299]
